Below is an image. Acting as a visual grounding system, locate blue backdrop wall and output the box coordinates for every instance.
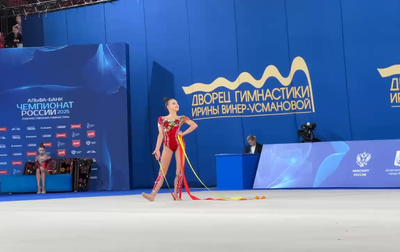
[22,0,400,189]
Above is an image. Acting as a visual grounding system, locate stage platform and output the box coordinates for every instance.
[0,189,399,252]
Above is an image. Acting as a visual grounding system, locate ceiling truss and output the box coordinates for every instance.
[0,0,116,18]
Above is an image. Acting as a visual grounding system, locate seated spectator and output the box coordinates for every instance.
[245,135,263,154]
[5,26,22,48]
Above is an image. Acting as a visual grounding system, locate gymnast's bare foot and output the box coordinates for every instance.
[174,193,182,201]
[142,192,155,202]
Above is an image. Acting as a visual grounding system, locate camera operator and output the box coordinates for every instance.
[298,122,321,143]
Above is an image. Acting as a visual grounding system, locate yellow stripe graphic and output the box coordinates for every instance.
[378,65,400,78]
[182,56,312,95]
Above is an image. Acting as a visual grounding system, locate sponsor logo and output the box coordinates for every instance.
[71,124,82,129]
[46,152,51,155]
[0,170,8,175]
[87,123,95,129]
[0,154,7,157]
[0,144,6,148]
[86,141,97,146]
[12,161,23,166]
[0,162,7,165]
[26,135,37,139]
[57,141,65,147]
[93,158,97,162]
[11,145,22,148]
[395,151,400,167]
[41,127,52,130]
[43,142,52,147]
[72,140,81,147]
[57,125,66,129]
[12,153,22,156]
[0,136,5,140]
[87,131,96,138]
[356,152,372,168]
[71,150,82,155]
[12,135,21,139]
[87,150,96,154]
[0,127,7,132]
[56,133,67,138]
[12,127,21,131]
[27,152,37,156]
[58,150,66,156]
[13,169,22,175]
[72,132,80,138]
[42,134,52,138]
[27,143,37,147]
[27,126,36,130]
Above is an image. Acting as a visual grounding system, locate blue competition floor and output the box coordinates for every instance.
[0,188,208,202]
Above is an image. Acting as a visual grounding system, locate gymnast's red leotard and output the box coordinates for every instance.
[158,115,188,152]
[34,155,53,171]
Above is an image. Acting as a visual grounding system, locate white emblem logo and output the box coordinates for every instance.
[394,151,400,167]
[71,150,82,155]
[356,152,372,168]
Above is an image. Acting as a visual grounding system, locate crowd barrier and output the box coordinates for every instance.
[253,139,400,189]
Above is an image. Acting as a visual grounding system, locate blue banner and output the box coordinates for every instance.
[254,140,400,188]
[0,44,130,191]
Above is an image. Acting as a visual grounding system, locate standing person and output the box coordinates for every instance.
[0,32,5,48]
[13,15,22,35]
[245,135,263,154]
[142,97,198,202]
[35,143,53,194]
[5,26,22,48]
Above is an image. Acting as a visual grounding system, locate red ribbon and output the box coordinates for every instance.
[179,137,219,201]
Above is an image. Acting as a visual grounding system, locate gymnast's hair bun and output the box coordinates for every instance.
[163,97,170,104]
[39,143,45,148]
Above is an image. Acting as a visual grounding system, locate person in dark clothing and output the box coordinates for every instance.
[0,32,5,48]
[245,135,263,154]
[5,26,22,48]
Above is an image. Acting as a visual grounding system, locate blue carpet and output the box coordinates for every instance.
[0,188,208,202]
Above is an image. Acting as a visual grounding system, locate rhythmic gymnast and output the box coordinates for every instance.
[142,97,198,202]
